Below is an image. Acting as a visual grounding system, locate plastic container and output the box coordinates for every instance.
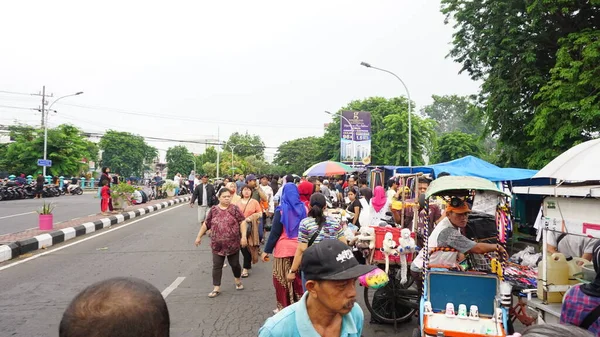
[537,253,569,303]
[582,262,596,282]
[567,257,588,285]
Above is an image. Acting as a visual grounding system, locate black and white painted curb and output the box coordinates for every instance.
[0,196,191,263]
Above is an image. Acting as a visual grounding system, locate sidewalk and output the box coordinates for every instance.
[0,195,191,263]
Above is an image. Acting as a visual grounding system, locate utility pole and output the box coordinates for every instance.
[31,86,53,128]
[40,86,45,128]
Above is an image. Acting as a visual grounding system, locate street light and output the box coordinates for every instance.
[43,91,84,176]
[325,110,355,167]
[226,143,240,176]
[360,61,413,167]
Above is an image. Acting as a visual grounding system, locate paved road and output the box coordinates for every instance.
[0,204,415,337]
[0,194,100,235]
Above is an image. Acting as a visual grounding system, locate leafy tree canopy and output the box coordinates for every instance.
[166,145,194,179]
[441,0,600,168]
[99,130,157,177]
[433,131,484,163]
[274,136,324,175]
[223,132,265,159]
[0,124,98,176]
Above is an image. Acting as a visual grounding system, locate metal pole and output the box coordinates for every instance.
[360,62,412,166]
[43,91,84,177]
[325,111,355,167]
[231,145,234,176]
[339,114,356,168]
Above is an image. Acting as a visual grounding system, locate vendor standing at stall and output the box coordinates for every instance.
[548,231,598,262]
[410,198,507,300]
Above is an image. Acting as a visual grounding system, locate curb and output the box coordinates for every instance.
[0,196,191,263]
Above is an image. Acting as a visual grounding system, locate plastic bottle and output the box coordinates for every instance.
[537,253,569,303]
[567,257,587,285]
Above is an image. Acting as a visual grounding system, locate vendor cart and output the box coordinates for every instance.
[413,176,511,337]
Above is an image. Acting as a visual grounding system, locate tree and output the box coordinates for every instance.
[223,132,265,159]
[166,145,194,179]
[529,28,600,168]
[441,0,600,168]
[1,124,98,176]
[432,132,484,163]
[274,137,324,175]
[194,146,218,174]
[99,130,157,177]
[321,97,435,166]
[421,95,497,163]
[421,95,486,135]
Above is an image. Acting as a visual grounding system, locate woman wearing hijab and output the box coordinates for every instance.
[297,181,314,208]
[261,183,307,313]
[561,240,600,334]
[369,186,391,227]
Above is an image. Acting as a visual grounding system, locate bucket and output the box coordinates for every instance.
[567,257,587,284]
[39,214,53,231]
[537,253,569,303]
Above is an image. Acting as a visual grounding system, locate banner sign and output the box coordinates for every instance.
[340,111,371,167]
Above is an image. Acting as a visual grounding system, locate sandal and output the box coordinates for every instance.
[235,283,244,290]
[241,270,249,278]
[208,290,221,298]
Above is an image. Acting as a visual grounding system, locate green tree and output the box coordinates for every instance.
[166,145,194,179]
[421,95,485,135]
[274,137,323,175]
[441,0,600,168]
[2,124,98,176]
[421,95,497,163]
[529,28,600,168]
[194,146,218,174]
[322,97,435,166]
[223,132,265,159]
[433,132,484,163]
[202,162,217,177]
[99,130,157,177]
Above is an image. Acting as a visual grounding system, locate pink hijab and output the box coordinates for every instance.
[371,186,387,212]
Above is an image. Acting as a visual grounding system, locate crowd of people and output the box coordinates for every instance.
[54,170,600,336]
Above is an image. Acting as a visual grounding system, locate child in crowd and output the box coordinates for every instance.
[100,181,111,215]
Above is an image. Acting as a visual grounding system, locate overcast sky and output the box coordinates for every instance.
[0,0,479,161]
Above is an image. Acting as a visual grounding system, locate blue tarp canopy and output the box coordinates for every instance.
[386,156,539,182]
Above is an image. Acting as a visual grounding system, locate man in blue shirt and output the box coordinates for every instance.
[258,240,376,337]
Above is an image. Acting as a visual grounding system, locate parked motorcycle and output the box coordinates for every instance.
[62,182,84,195]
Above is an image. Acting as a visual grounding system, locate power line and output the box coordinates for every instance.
[56,102,321,130]
[0,90,34,96]
[0,104,36,110]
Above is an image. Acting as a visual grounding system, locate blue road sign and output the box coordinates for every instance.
[37,159,52,167]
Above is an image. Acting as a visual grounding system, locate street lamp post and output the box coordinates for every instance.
[226,143,240,176]
[360,62,413,167]
[43,91,84,176]
[325,110,355,167]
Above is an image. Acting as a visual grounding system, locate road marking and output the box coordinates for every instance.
[0,203,186,272]
[161,277,186,298]
[0,211,35,220]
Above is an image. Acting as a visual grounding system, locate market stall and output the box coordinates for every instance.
[514,139,600,327]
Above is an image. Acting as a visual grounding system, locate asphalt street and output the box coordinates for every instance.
[0,194,100,235]
[0,204,415,337]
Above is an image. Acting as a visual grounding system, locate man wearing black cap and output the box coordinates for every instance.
[259,240,375,337]
[190,174,216,224]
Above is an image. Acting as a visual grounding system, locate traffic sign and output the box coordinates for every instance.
[37,159,52,167]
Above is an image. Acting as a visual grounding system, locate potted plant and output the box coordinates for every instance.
[110,182,136,210]
[162,179,178,197]
[37,201,55,230]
